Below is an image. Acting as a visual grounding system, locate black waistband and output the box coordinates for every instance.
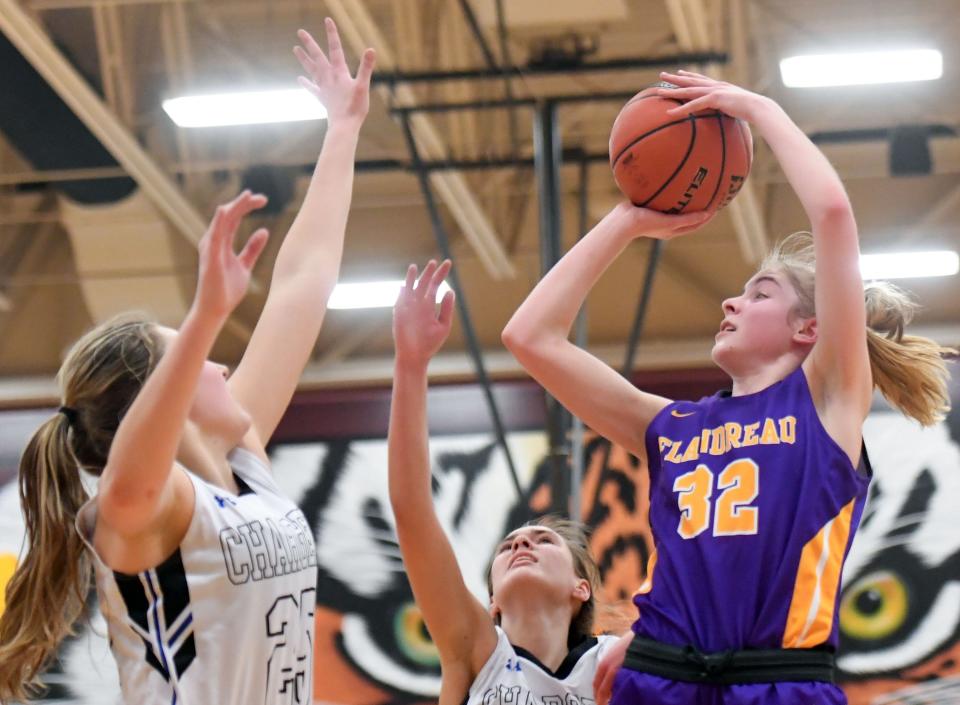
[622,635,836,685]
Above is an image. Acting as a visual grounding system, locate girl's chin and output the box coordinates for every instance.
[710,345,741,374]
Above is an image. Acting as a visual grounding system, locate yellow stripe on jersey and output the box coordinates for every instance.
[782,498,857,648]
[635,548,658,596]
[0,553,17,618]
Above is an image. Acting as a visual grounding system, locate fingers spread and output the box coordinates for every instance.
[678,68,711,80]
[293,45,316,75]
[666,95,713,116]
[415,260,438,298]
[225,192,267,232]
[404,263,418,291]
[238,228,270,270]
[660,70,713,86]
[324,17,346,68]
[356,48,376,86]
[438,290,456,327]
[428,259,452,300]
[207,192,266,259]
[296,28,328,67]
[297,76,323,101]
[214,194,248,248]
[204,205,226,247]
[657,85,710,100]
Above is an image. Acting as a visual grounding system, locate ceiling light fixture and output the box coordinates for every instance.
[328,280,454,310]
[860,250,959,280]
[162,89,326,127]
[780,49,942,88]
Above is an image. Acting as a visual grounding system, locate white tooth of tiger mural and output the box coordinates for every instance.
[0,379,957,705]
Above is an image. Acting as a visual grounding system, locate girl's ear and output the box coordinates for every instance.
[793,316,817,346]
[572,578,591,605]
[488,601,501,625]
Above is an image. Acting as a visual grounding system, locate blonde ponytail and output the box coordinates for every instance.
[764,232,956,427]
[0,315,162,702]
[864,281,955,426]
[0,414,91,702]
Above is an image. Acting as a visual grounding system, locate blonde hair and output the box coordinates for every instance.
[763,232,956,426]
[485,515,605,647]
[0,315,162,702]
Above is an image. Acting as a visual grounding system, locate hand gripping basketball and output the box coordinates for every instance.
[609,71,753,214]
[611,202,714,241]
[657,70,768,123]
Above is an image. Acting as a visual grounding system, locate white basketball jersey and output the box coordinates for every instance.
[76,447,317,705]
[467,627,617,705]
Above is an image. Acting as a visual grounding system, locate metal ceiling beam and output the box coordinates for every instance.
[369,52,728,85]
[389,90,639,114]
[400,111,522,498]
[30,0,177,7]
[0,0,207,245]
[0,0,256,339]
[458,0,521,161]
[13,138,960,185]
[325,0,515,280]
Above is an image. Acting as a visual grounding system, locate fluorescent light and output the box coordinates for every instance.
[328,280,454,310]
[162,89,326,127]
[860,250,959,280]
[780,49,942,88]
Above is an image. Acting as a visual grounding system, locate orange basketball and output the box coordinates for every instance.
[609,82,753,213]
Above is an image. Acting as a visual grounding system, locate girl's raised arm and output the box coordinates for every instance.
[502,205,709,458]
[388,261,498,699]
[229,18,375,450]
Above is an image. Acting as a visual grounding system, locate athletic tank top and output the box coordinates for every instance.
[465,626,617,705]
[76,447,318,705]
[634,365,871,653]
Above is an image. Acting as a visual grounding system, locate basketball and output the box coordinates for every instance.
[609,82,753,214]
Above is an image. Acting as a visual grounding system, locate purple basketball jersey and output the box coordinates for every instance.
[633,365,870,653]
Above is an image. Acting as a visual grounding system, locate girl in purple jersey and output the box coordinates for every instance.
[502,71,954,705]
[0,20,373,703]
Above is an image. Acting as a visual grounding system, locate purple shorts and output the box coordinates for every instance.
[611,665,847,705]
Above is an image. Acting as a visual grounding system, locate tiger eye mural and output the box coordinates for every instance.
[836,406,960,705]
[0,376,957,704]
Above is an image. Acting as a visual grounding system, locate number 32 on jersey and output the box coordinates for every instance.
[672,458,759,538]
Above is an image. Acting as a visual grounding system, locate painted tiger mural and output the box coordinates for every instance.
[270,432,547,705]
[0,381,958,704]
[836,404,960,704]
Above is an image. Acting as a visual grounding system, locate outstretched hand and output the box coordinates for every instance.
[194,190,269,321]
[656,70,768,123]
[393,260,456,367]
[294,17,376,126]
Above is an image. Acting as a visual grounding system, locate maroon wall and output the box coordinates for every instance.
[272,367,730,442]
